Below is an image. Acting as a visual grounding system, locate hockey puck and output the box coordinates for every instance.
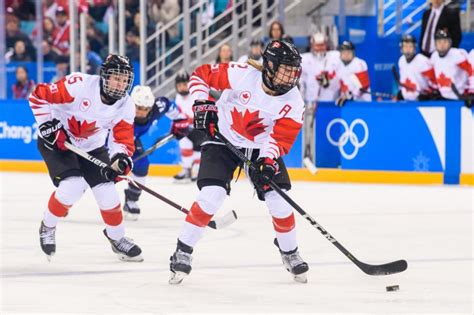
[386,285,399,292]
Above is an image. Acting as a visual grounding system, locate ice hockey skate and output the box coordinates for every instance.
[275,238,309,283]
[39,221,56,261]
[173,168,192,183]
[169,242,193,284]
[103,229,143,262]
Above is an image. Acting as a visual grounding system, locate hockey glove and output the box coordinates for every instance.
[101,153,133,182]
[249,157,280,191]
[336,92,353,107]
[316,72,330,88]
[171,118,191,140]
[193,100,218,138]
[38,118,69,151]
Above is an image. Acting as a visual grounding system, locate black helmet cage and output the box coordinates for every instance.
[100,54,134,100]
[262,40,302,95]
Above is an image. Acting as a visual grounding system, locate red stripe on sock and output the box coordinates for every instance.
[185,202,213,227]
[100,204,123,226]
[181,148,194,157]
[272,213,295,233]
[48,192,71,217]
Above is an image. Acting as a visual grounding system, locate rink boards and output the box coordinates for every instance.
[0,99,472,185]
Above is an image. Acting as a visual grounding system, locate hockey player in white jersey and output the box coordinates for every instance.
[430,30,474,100]
[29,54,143,262]
[300,32,340,103]
[169,40,309,284]
[172,71,207,182]
[334,41,372,106]
[397,34,438,101]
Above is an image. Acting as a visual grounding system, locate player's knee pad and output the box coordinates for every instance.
[91,182,121,210]
[265,190,293,218]
[196,185,227,215]
[55,176,88,206]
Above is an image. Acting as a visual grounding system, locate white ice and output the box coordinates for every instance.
[1,172,473,314]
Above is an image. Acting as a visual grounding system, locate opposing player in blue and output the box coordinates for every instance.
[124,85,190,220]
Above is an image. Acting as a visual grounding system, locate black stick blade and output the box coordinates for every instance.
[359,259,408,276]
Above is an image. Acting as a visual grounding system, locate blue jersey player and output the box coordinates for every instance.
[124,85,190,220]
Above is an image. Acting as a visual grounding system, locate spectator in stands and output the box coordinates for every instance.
[6,14,34,52]
[10,40,33,62]
[420,0,461,57]
[7,1,35,21]
[149,0,180,40]
[32,17,58,43]
[126,30,141,61]
[52,6,71,56]
[237,38,264,63]
[86,15,107,55]
[267,21,293,44]
[215,43,233,64]
[12,66,35,100]
[73,45,103,75]
[42,40,59,63]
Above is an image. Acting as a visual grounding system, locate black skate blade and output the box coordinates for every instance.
[45,253,54,262]
[169,271,187,285]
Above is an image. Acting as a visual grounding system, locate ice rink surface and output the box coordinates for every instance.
[1,172,473,314]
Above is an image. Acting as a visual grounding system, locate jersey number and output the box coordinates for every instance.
[67,75,83,85]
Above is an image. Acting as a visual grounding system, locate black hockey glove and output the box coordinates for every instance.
[316,72,330,88]
[193,100,218,138]
[100,153,133,182]
[335,92,353,107]
[171,118,191,140]
[249,157,280,191]
[39,118,69,151]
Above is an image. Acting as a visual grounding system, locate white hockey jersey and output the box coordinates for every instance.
[300,50,340,102]
[174,93,194,122]
[335,56,372,101]
[398,54,437,100]
[29,73,135,157]
[188,62,304,160]
[430,48,474,99]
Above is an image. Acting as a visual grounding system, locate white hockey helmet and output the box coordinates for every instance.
[131,85,154,108]
[310,32,327,58]
[311,32,327,45]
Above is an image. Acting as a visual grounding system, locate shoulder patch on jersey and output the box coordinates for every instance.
[239,91,251,104]
[80,98,92,112]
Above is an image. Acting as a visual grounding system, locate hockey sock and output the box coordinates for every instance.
[92,182,124,240]
[178,186,226,247]
[265,190,298,252]
[44,176,87,227]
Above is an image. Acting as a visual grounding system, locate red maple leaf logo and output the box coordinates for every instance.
[437,72,452,88]
[230,108,267,141]
[242,92,249,99]
[67,116,99,139]
[403,78,417,92]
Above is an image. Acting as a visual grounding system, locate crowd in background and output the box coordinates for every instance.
[4,0,473,105]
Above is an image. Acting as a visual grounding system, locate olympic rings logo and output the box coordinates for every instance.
[326,118,369,160]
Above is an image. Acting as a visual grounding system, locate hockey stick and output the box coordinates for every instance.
[64,142,238,230]
[215,130,408,276]
[133,134,175,162]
